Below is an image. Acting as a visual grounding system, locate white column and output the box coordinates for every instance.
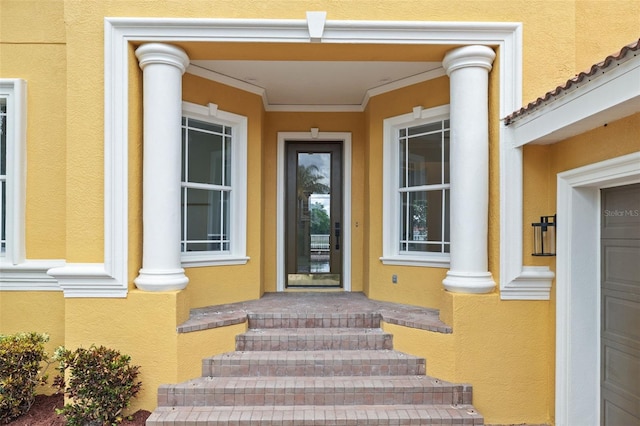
[441,45,496,294]
[134,43,189,292]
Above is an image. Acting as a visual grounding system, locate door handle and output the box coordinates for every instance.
[334,222,341,250]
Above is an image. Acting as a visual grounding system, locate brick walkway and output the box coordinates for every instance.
[178,292,452,334]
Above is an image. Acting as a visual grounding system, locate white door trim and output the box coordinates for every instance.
[555,151,640,426]
[277,132,352,292]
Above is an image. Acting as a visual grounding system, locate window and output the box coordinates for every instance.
[0,79,26,265]
[381,105,450,267]
[1,97,7,253]
[180,102,248,267]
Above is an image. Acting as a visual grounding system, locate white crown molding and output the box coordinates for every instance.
[187,64,269,110]
[361,68,447,111]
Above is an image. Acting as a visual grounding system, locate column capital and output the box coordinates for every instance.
[135,43,190,74]
[442,45,496,76]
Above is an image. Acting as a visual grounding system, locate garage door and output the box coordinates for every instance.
[601,183,640,425]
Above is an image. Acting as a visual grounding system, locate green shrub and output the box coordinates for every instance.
[53,345,142,426]
[0,332,50,424]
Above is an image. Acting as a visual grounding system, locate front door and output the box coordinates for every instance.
[600,183,640,425]
[285,142,342,288]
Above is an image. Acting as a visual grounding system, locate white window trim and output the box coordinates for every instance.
[0,79,65,291]
[381,104,451,268]
[0,79,27,266]
[180,101,248,268]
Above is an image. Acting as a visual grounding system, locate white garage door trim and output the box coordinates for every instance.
[556,151,640,426]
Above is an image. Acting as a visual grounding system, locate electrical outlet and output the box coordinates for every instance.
[392,274,398,284]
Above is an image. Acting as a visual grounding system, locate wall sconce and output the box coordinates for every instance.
[532,215,556,256]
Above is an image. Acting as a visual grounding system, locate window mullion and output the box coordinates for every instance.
[182,187,189,251]
[219,189,224,249]
[182,181,231,191]
[400,183,449,192]
[441,121,445,253]
[222,129,226,187]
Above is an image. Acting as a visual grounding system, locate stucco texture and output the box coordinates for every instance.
[0,291,65,394]
[386,290,553,424]
[365,77,450,308]
[3,0,640,424]
[0,4,67,260]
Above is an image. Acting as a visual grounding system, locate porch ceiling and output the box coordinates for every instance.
[190,59,442,107]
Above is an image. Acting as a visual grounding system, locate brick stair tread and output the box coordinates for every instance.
[236,328,393,351]
[205,349,424,366]
[164,374,462,391]
[247,312,381,328]
[240,327,390,336]
[147,404,484,425]
[158,375,472,407]
[204,349,425,376]
[205,349,426,365]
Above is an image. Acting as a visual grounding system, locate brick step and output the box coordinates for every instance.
[202,350,426,377]
[247,312,381,329]
[146,404,484,425]
[236,328,393,351]
[158,375,472,407]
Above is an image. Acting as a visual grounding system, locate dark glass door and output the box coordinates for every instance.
[285,142,342,287]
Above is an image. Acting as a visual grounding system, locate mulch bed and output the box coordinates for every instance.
[8,394,150,426]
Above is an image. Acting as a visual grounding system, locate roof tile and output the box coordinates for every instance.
[504,39,640,125]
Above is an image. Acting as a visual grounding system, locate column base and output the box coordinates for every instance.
[442,270,496,294]
[134,268,189,292]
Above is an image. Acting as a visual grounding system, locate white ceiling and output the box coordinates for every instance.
[189,60,443,110]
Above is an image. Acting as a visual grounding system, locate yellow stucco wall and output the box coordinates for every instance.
[177,323,246,381]
[0,291,65,394]
[3,0,640,423]
[574,1,640,73]
[62,291,192,413]
[3,0,636,267]
[179,75,265,306]
[385,290,554,424]
[365,77,450,307]
[0,0,67,260]
[550,112,640,175]
[523,112,640,264]
[0,0,68,396]
[519,111,640,426]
